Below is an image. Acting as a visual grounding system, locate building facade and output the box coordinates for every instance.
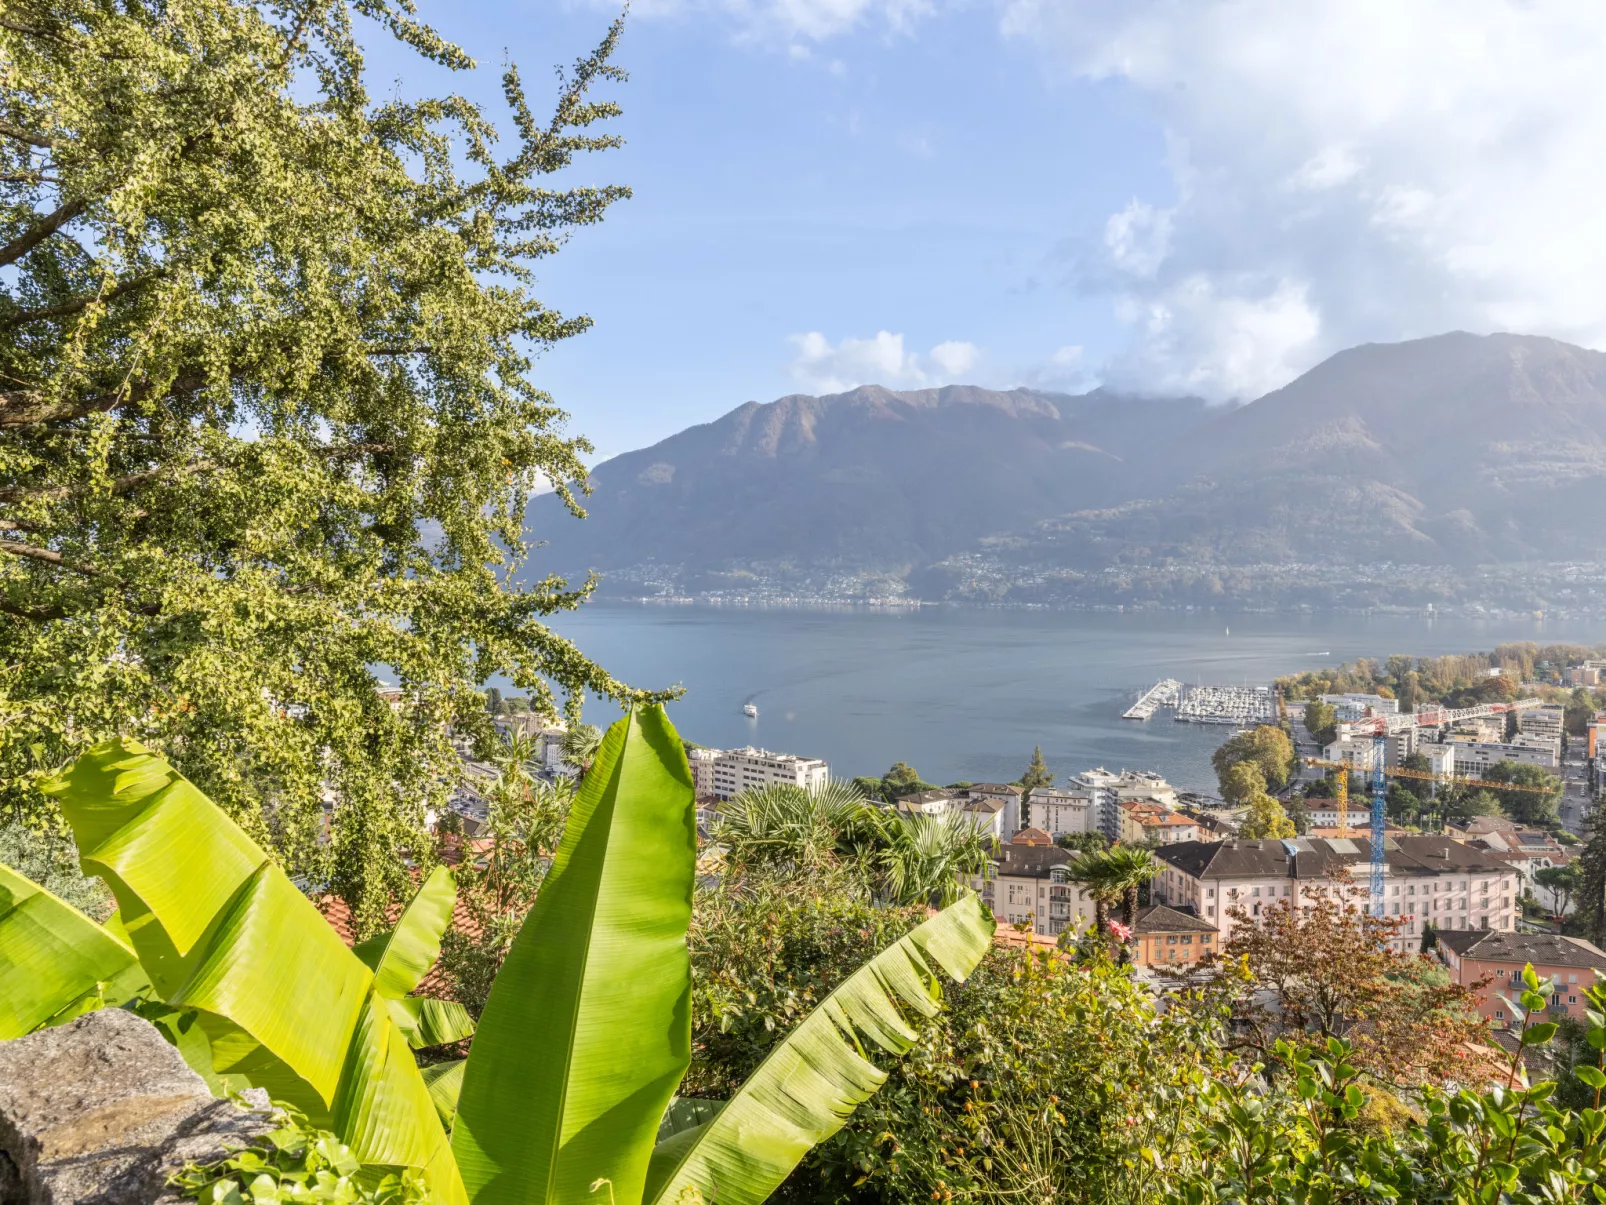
[975,832,1096,939]
[1027,786,1097,836]
[1151,836,1519,953]
[1435,930,1606,1029]
[690,745,829,800]
[1131,904,1219,969]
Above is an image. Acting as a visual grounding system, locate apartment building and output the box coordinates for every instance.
[896,790,1010,841]
[1151,836,1519,953]
[1432,734,1559,772]
[1435,931,1606,1029]
[1319,693,1400,720]
[689,745,829,800]
[1071,768,1179,838]
[1131,905,1219,969]
[974,830,1095,939]
[1027,786,1098,836]
[1519,706,1566,744]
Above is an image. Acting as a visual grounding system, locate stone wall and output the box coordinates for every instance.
[0,1008,274,1205]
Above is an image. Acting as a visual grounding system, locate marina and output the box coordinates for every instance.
[1175,684,1278,726]
[1123,679,1278,726]
[1123,678,1182,720]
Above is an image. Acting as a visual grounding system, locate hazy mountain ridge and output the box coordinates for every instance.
[526,333,1606,605]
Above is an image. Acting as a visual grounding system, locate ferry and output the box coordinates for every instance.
[742,703,759,718]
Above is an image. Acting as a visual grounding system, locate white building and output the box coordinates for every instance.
[1320,693,1400,720]
[973,833,1096,938]
[1433,735,1559,772]
[1070,768,1179,838]
[1520,707,1566,744]
[1151,836,1519,954]
[691,745,829,800]
[1027,786,1098,837]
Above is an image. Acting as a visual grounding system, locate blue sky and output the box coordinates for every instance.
[370,1,1606,461]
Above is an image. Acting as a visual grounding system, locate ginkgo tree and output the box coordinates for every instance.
[0,705,995,1205]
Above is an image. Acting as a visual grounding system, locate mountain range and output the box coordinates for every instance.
[524,332,1606,606]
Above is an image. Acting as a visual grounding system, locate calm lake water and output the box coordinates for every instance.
[543,606,1606,795]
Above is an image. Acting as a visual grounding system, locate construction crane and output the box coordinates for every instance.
[1302,745,1554,916]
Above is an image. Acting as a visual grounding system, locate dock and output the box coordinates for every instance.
[1123,678,1182,720]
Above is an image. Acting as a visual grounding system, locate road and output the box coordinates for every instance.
[1557,739,1594,836]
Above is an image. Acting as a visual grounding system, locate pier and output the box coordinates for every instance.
[1123,678,1182,720]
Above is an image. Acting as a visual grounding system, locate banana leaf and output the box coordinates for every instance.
[451,704,698,1205]
[388,996,477,1049]
[42,739,466,1205]
[643,893,995,1205]
[0,862,147,1038]
[422,1058,466,1128]
[354,865,457,999]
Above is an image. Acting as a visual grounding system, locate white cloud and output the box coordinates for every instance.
[787,331,980,392]
[1003,0,1606,399]
[928,339,978,376]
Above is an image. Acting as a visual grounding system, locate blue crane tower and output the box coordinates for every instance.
[1366,730,1387,914]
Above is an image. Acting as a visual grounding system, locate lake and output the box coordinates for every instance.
[544,606,1606,795]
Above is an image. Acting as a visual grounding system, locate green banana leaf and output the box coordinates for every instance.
[643,893,995,1205]
[354,865,457,999]
[422,1058,466,1128]
[388,996,477,1049]
[451,704,698,1205]
[0,861,147,1038]
[42,739,466,1205]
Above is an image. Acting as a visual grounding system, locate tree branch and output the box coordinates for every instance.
[0,463,201,504]
[0,269,164,332]
[0,196,85,267]
[0,598,66,621]
[0,122,52,148]
[0,371,207,428]
[0,537,99,576]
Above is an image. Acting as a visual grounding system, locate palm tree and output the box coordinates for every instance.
[877,811,994,908]
[1102,845,1163,931]
[1067,850,1127,941]
[715,778,872,872]
[559,722,602,777]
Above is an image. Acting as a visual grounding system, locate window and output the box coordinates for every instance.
[1200,935,1211,944]
[1167,935,1178,944]
[1496,1010,1505,1019]
[1570,996,1578,1004]
[1252,887,1261,897]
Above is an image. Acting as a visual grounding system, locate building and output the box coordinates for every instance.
[1070,768,1180,838]
[1150,836,1520,952]
[1320,693,1400,720]
[1519,707,1566,744]
[1434,930,1606,1029]
[1118,801,1200,845]
[1027,786,1098,837]
[1130,904,1219,969]
[964,783,1024,837]
[1425,735,1559,772]
[691,745,829,800]
[975,831,1095,939]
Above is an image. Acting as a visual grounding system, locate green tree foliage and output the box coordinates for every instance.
[1534,862,1581,918]
[1283,793,1311,834]
[0,0,664,930]
[1213,725,1297,794]
[1482,760,1563,827]
[1019,745,1053,796]
[1438,785,1503,824]
[1239,791,1297,839]
[1574,810,1606,945]
[879,761,924,799]
[1056,830,1109,855]
[1219,760,1268,806]
[1304,699,1339,746]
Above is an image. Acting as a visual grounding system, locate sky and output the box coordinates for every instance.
[367,1,1606,461]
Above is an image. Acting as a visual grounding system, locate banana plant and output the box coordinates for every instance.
[4,703,995,1205]
[38,740,467,1204]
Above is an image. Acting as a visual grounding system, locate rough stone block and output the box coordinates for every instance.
[0,1008,275,1205]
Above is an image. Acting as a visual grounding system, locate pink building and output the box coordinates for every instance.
[1434,930,1606,1029]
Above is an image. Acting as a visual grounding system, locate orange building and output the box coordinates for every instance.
[1131,904,1218,968]
[1434,930,1606,1029]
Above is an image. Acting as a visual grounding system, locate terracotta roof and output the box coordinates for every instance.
[1011,827,1055,846]
[317,889,484,997]
[1435,930,1606,969]
[1156,835,1516,881]
[967,782,1023,796]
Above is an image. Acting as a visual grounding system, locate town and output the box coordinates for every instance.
[429,649,1606,1044]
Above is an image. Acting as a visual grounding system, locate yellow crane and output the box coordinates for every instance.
[1302,756,1553,836]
